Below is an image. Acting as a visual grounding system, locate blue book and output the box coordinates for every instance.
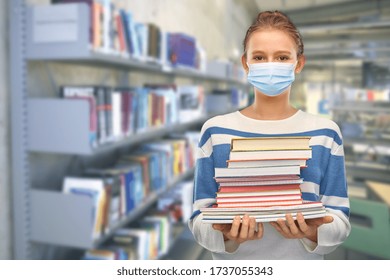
[134,23,148,59]
[127,11,142,58]
[119,9,132,54]
[123,168,136,213]
[134,88,149,132]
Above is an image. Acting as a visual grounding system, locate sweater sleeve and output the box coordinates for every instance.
[187,122,229,253]
[301,129,351,255]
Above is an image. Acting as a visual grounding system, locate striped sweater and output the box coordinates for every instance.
[188,110,351,260]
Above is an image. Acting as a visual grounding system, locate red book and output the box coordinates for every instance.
[218,184,301,193]
[116,14,127,53]
[217,189,301,198]
[217,199,303,208]
[216,194,302,203]
[215,174,301,182]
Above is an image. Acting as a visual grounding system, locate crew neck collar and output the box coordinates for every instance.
[236,109,302,123]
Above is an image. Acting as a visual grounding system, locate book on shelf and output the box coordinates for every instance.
[119,150,167,193]
[230,136,311,152]
[113,213,172,260]
[167,32,197,68]
[59,84,201,147]
[144,85,179,125]
[157,179,194,223]
[115,9,128,55]
[62,176,108,239]
[126,11,142,58]
[109,234,138,260]
[140,215,171,258]
[114,87,137,137]
[112,162,144,213]
[214,164,301,178]
[92,1,104,50]
[147,23,161,61]
[59,85,98,147]
[134,22,148,60]
[84,167,125,223]
[137,221,160,260]
[60,85,112,145]
[113,228,150,260]
[177,85,205,123]
[82,249,126,260]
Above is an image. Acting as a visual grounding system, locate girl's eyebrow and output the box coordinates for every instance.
[274,50,293,55]
[251,50,266,54]
[250,50,293,55]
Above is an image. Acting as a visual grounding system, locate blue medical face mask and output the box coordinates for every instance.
[246,62,297,96]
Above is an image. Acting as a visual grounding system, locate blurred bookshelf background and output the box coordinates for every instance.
[1,0,390,260]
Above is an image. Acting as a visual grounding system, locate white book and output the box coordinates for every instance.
[214,165,301,178]
[229,149,312,161]
[227,158,307,168]
[114,228,149,260]
[143,216,170,256]
[111,91,122,139]
[202,210,327,224]
[200,201,324,213]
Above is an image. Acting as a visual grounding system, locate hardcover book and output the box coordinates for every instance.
[230,136,311,152]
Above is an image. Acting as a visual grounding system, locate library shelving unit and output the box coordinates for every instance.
[330,100,390,259]
[9,1,248,259]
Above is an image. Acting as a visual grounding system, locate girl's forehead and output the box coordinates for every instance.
[247,29,298,51]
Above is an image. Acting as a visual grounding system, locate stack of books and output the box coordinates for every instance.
[201,136,326,223]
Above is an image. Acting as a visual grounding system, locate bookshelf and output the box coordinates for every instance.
[331,97,390,259]
[28,98,223,155]
[30,168,194,249]
[10,1,248,259]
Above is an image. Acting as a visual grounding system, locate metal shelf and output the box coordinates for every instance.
[28,51,247,85]
[11,1,244,260]
[30,168,194,249]
[344,137,390,147]
[331,102,390,113]
[346,164,390,183]
[25,4,247,86]
[28,98,234,155]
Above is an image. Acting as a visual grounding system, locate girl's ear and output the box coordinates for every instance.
[295,55,306,74]
[241,54,249,74]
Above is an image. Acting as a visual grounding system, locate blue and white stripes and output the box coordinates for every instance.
[192,110,349,217]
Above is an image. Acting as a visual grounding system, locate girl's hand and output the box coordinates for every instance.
[270,212,334,242]
[212,214,264,244]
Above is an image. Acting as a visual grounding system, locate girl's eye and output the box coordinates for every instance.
[278,56,289,61]
[254,56,264,61]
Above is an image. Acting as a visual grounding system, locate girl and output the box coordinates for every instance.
[189,11,351,260]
